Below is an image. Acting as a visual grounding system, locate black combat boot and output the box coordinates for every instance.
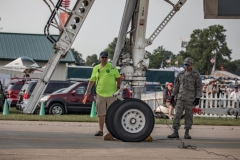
[184,129,191,139]
[167,129,179,138]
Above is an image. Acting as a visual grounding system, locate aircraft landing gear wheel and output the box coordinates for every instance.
[105,99,121,139]
[106,98,155,142]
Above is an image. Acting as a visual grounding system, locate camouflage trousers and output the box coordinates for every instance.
[173,100,193,130]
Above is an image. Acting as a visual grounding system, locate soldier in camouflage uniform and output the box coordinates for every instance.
[168,57,202,139]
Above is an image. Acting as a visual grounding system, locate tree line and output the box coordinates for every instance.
[71,25,240,76]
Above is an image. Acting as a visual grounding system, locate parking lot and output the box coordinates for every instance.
[0,120,239,160]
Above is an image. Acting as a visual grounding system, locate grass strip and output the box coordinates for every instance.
[0,108,239,126]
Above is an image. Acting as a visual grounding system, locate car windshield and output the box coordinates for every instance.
[146,85,164,92]
[11,83,24,90]
[51,88,66,94]
[62,82,80,93]
[7,84,13,90]
[21,83,30,92]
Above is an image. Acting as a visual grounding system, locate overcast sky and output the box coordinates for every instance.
[0,0,239,61]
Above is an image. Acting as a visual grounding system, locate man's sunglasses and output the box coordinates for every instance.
[184,64,190,66]
[101,57,108,59]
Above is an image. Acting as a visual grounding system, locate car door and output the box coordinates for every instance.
[0,81,4,110]
[67,85,87,111]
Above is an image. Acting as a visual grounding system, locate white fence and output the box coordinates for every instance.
[196,93,240,118]
[142,92,240,118]
[141,92,163,111]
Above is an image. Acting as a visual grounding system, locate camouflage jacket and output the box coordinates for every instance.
[172,69,202,101]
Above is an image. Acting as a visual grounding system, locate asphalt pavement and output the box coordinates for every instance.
[0,120,239,160]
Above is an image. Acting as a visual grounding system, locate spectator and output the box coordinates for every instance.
[226,85,233,95]
[229,86,240,108]
[202,84,207,96]
[206,79,219,97]
[162,81,169,100]
[216,81,221,98]
[163,82,174,119]
[165,82,169,89]
[219,85,226,96]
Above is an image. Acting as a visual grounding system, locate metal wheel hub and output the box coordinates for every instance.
[130,118,136,124]
[121,109,146,133]
[52,106,62,115]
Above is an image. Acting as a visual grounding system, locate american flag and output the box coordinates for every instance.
[210,58,215,64]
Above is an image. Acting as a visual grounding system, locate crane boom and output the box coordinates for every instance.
[146,0,186,46]
[23,0,95,113]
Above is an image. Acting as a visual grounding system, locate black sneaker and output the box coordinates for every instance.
[95,131,103,136]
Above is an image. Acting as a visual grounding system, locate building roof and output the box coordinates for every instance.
[211,71,240,79]
[0,32,75,63]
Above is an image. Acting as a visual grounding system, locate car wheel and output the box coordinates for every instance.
[109,98,155,142]
[49,103,64,115]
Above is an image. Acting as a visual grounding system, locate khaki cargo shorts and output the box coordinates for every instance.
[96,95,117,116]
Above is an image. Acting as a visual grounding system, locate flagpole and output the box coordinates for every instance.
[211,54,216,74]
[160,60,163,68]
[169,54,172,66]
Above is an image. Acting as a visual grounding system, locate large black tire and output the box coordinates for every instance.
[105,99,123,140]
[112,98,155,142]
[49,103,64,115]
[107,99,147,141]
[109,100,138,141]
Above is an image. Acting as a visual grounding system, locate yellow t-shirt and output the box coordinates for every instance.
[90,62,120,97]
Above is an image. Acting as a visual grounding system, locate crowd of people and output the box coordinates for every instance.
[202,79,240,98]
[202,78,240,108]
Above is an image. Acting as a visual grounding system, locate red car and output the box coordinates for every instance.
[5,81,25,107]
[38,82,132,115]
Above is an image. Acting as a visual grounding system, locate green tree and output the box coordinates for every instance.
[149,46,174,69]
[225,59,240,76]
[85,54,98,66]
[71,48,85,66]
[104,37,131,60]
[178,25,232,75]
[175,51,186,67]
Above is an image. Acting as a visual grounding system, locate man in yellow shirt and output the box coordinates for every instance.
[85,51,121,136]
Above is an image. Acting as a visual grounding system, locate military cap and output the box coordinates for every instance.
[184,57,193,65]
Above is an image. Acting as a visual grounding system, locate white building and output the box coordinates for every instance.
[0,32,75,81]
